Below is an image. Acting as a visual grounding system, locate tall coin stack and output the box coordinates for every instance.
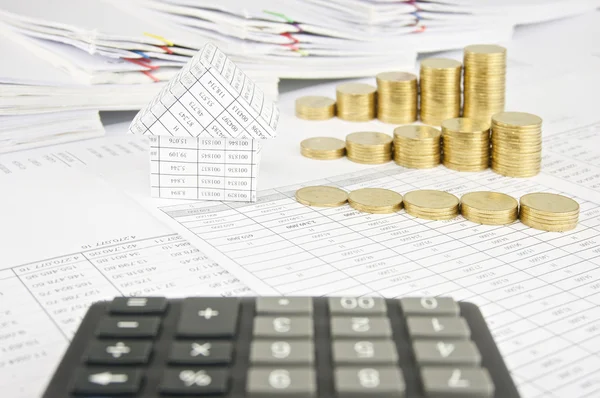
[441,118,490,171]
[336,83,377,122]
[520,193,579,232]
[491,112,542,177]
[463,44,507,122]
[346,132,393,164]
[419,58,462,125]
[393,125,441,169]
[376,72,418,124]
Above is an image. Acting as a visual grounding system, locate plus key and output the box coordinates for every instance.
[176,298,239,338]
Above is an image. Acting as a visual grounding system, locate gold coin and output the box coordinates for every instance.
[295,186,348,207]
[520,193,579,215]
[336,83,377,96]
[520,217,578,232]
[461,192,517,212]
[492,112,542,128]
[393,125,442,141]
[403,190,459,220]
[464,44,507,55]
[295,96,336,120]
[300,137,345,160]
[347,132,393,146]
[442,118,490,133]
[421,58,462,70]
[376,71,418,83]
[348,188,403,214]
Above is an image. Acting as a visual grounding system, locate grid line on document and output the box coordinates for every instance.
[459,169,600,393]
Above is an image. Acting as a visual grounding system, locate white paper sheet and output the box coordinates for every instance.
[0,141,253,398]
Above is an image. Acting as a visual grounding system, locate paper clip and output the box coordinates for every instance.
[125,58,160,70]
[281,32,299,45]
[142,70,160,82]
[160,46,174,54]
[144,32,174,47]
[132,50,151,60]
[263,10,295,23]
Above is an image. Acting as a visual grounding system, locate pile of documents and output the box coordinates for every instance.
[1,0,599,152]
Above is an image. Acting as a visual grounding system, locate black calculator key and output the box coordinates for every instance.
[159,368,229,395]
[177,298,239,338]
[109,297,168,315]
[72,368,143,395]
[168,341,234,365]
[84,340,153,365]
[96,317,161,338]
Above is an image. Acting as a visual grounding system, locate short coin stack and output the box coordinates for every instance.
[335,83,377,122]
[348,188,403,214]
[442,118,490,171]
[376,71,418,124]
[295,186,349,207]
[300,137,346,160]
[295,96,336,120]
[463,44,507,122]
[346,132,393,164]
[520,192,579,231]
[419,58,462,126]
[393,125,441,169]
[461,191,518,225]
[491,112,542,177]
[403,190,459,220]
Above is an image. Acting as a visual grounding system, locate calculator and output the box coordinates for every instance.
[42,296,520,397]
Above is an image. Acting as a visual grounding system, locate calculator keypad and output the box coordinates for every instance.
[46,296,518,398]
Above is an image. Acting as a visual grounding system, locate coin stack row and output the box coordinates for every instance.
[295,44,506,125]
[300,112,542,178]
[295,187,579,232]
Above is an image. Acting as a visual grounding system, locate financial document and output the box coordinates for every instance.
[0,146,252,398]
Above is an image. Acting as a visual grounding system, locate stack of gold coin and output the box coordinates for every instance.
[336,83,377,121]
[403,190,459,220]
[348,188,403,214]
[300,137,346,160]
[393,125,441,168]
[520,193,579,232]
[295,96,336,120]
[491,112,542,177]
[346,132,393,164]
[419,58,462,125]
[376,71,418,124]
[463,44,507,123]
[442,118,490,171]
[295,186,349,207]
[461,191,518,225]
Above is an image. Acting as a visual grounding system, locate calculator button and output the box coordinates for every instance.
[177,298,239,338]
[83,340,152,365]
[407,316,471,339]
[329,297,387,315]
[400,297,459,316]
[250,341,314,365]
[330,317,392,339]
[160,368,229,395]
[246,368,317,397]
[72,368,143,395]
[95,317,161,338]
[333,340,398,365]
[256,297,313,315]
[168,341,233,365]
[109,297,168,315]
[334,366,406,397]
[413,341,481,366]
[253,316,314,338]
[420,367,495,397]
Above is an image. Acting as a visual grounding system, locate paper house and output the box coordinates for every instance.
[128,43,280,202]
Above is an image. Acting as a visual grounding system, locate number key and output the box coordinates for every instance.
[329,297,387,315]
[330,317,392,338]
[400,297,459,316]
[253,316,313,339]
[421,367,495,397]
[407,316,471,339]
[413,341,481,366]
[250,341,314,365]
[335,367,406,397]
[246,368,316,397]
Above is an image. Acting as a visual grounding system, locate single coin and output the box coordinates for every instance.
[376,71,418,83]
[300,137,345,160]
[520,193,579,215]
[336,83,377,95]
[393,125,442,140]
[464,44,507,55]
[461,192,518,225]
[403,190,459,220]
[295,96,336,120]
[420,58,462,70]
[492,112,542,128]
[442,118,490,133]
[348,188,403,214]
[295,186,348,207]
[347,132,393,146]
